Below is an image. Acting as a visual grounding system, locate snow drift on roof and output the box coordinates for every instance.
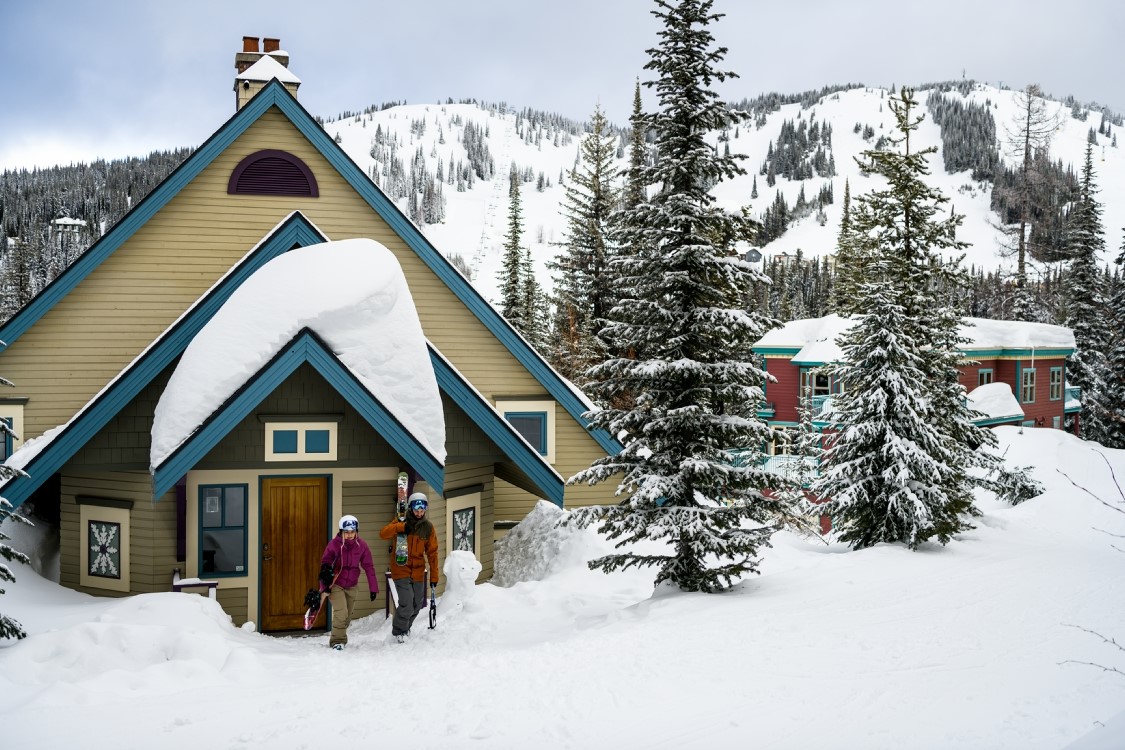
[236,55,301,84]
[150,238,444,468]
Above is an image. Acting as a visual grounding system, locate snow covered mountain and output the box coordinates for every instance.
[322,83,1125,307]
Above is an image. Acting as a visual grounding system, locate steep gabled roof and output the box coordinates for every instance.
[1,212,565,507]
[0,78,620,457]
[0,212,331,506]
[151,327,445,497]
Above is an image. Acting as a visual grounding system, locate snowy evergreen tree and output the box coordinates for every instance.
[830,178,860,314]
[548,105,619,384]
[0,369,29,639]
[1064,143,1111,443]
[569,0,786,593]
[1102,231,1125,448]
[497,169,528,332]
[813,88,994,550]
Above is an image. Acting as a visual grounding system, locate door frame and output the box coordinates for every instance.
[258,473,332,632]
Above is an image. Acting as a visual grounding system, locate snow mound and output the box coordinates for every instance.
[150,238,445,467]
[492,500,606,586]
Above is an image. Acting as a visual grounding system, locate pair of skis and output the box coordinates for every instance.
[385,472,438,630]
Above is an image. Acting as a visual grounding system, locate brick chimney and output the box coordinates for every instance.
[235,36,261,75]
[234,36,299,111]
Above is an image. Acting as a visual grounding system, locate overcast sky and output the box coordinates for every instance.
[1,0,1120,171]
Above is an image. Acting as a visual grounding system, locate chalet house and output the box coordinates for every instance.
[752,314,1079,465]
[0,38,618,632]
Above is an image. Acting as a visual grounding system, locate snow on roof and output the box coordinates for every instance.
[967,382,1024,422]
[754,315,1074,363]
[150,238,444,468]
[236,54,301,84]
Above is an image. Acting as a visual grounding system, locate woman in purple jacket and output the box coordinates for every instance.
[319,514,379,650]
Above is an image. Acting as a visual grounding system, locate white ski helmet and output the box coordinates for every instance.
[339,514,359,531]
[407,492,428,512]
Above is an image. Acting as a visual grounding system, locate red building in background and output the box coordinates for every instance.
[752,315,1079,461]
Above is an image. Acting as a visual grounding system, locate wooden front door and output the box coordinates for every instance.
[261,476,329,632]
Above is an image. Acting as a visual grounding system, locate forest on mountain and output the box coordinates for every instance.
[1,80,1122,333]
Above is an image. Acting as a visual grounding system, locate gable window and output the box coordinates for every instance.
[978,369,993,387]
[199,484,247,577]
[1049,367,1063,400]
[228,149,319,197]
[265,422,338,461]
[496,399,555,463]
[1021,369,1036,403]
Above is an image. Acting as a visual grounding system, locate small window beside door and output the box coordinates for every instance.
[199,484,248,577]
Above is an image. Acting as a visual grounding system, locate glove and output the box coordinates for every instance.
[370,591,378,602]
[304,589,321,610]
[318,563,334,588]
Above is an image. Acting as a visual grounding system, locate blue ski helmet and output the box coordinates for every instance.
[408,492,428,512]
[339,514,359,531]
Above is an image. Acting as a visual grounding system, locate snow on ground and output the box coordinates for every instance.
[2,426,1125,749]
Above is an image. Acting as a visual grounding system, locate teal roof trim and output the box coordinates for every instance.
[428,345,564,507]
[0,87,295,350]
[0,79,620,460]
[961,348,1073,358]
[247,82,619,458]
[0,214,329,508]
[153,329,444,498]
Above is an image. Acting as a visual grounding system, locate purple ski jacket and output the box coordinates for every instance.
[320,533,379,593]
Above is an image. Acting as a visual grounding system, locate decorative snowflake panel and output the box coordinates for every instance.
[452,506,476,554]
[88,521,122,579]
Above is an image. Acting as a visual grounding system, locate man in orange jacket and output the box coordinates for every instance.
[380,492,439,642]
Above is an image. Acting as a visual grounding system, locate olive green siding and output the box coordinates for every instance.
[60,471,178,595]
[1,109,612,510]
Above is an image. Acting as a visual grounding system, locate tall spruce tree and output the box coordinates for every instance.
[812,88,994,550]
[1064,143,1110,443]
[830,178,859,314]
[0,373,29,640]
[1102,231,1125,448]
[569,0,786,593]
[548,105,619,384]
[497,169,528,332]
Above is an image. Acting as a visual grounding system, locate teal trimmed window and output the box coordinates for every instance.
[272,430,298,454]
[505,411,548,455]
[264,422,338,461]
[305,429,330,453]
[978,369,993,387]
[1049,367,1063,400]
[199,484,248,577]
[1021,369,1036,403]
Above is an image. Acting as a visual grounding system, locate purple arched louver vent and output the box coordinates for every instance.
[228,149,319,197]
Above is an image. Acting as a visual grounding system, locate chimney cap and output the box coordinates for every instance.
[242,36,260,53]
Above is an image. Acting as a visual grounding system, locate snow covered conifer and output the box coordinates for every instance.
[569,0,786,593]
[813,88,994,550]
[0,373,30,640]
[1099,231,1125,448]
[548,105,619,384]
[1064,143,1111,443]
[497,169,528,332]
